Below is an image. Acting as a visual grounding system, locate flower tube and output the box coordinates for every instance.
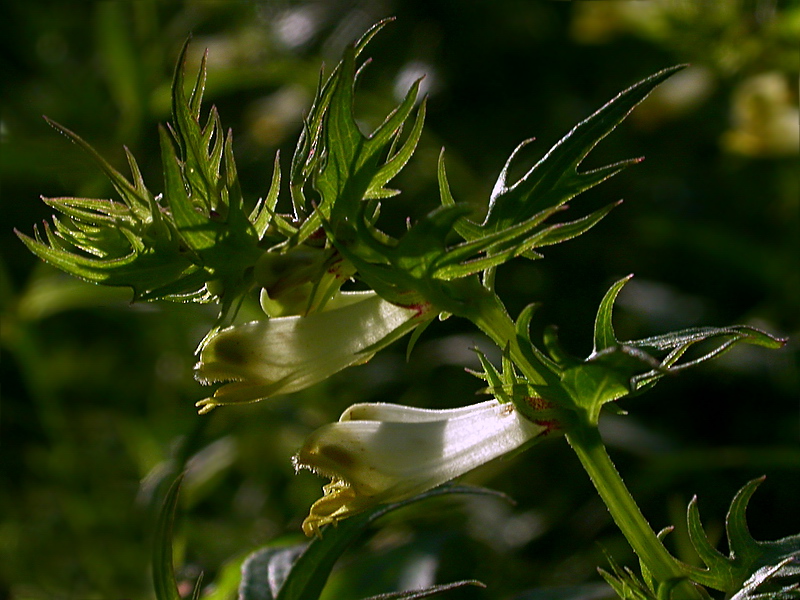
[194,292,428,413]
[294,398,550,536]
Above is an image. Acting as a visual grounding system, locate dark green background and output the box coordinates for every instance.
[1,1,798,598]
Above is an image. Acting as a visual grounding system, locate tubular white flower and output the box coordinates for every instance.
[194,292,427,413]
[294,398,549,537]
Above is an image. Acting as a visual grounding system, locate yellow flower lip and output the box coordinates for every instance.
[294,398,548,537]
[194,292,427,413]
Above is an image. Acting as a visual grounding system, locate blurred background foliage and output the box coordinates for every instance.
[0,1,798,599]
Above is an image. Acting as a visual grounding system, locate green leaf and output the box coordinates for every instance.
[15,227,200,301]
[482,66,686,233]
[365,96,428,200]
[271,486,501,600]
[250,153,284,239]
[626,324,786,392]
[599,551,657,600]
[686,496,732,590]
[42,117,155,221]
[559,362,633,422]
[593,275,634,353]
[314,48,425,229]
[290,18,393,216]
[532,200,622,250]
[578,277,788,403]
[437,150,485,242]
[240,543,308,600]
[514,303,563,381]
[432,205,562,279]
[684,478,800,597]
[159,124,216,252]
[152,475,183,600]
[338,69,683,299]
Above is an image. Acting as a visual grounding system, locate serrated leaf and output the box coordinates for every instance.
[159,125,216,253]
[431,205,562,279]
[684,478,800,597]
[290,18,394,215]
[365,96,427,199]
[250,153,284,239]
[532,200,621,249]
[41,196,134,225]
[559,362,632,420]
[43,117,154,221]
[514,303,562,379]
[686,496,732,590]
[313,46,425,240]
[15,229,197,299]
[482,66,685,233]
[579,280,787,401]
[473,348,509,403]
[598,551,657,600]
[726,477,764,561]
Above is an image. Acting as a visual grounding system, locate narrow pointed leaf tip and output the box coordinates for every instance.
[153,475,184,600]
[685,478,800,598]
[480,65,687,234]
[593,274,634,354]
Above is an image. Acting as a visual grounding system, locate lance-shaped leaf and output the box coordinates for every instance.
[17,41,278,311]
[160,41,270,318]
[306,40,426,247]
[290,18,394,219]
[432,68,681,280]
[14,118,203,300]
[153,475,183,600]
[469,347,567,432]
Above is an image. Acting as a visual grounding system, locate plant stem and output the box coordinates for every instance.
[567,423,703,599]
[467,292,549,386]
[467,291,703,597]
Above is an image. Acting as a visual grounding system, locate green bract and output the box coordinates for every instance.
[516,276,788,424]
[17,43,267,318]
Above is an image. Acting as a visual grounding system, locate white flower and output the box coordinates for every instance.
[294,398,551,536]
[194,292,428,413]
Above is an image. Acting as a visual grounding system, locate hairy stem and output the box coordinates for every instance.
[567,423,703,598]
[467,291,703,598]
[466,291,550,386]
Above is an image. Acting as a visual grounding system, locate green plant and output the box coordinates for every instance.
[16,20,795,600]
